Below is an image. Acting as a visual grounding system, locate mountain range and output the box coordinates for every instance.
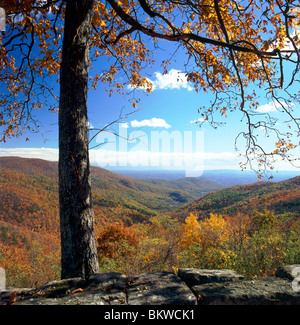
[111,168,300,185]
[0,156,224,230]
[1,156,299,287]
[1,156,299,230]
[174,175,300,221]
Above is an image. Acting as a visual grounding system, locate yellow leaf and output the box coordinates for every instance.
[118,0,128,5]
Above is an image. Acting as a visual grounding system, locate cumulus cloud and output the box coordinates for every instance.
[256,102,278,113]
[266,10,300,56]
[130,118,171,129]
[130,69,193,92]
[0,148,58,161]
[0,147,237,169]
[256,100,294,113]
[150,69,193,91]
[2,148,298,173]
[190,118,206,124]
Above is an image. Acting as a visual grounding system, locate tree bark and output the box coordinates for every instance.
[59,0,99,279]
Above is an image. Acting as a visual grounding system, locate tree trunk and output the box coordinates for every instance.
[59,0,99,279]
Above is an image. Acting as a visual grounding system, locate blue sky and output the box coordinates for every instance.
[1,35,300,177]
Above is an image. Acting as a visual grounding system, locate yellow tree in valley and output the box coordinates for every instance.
[1,0,300,279]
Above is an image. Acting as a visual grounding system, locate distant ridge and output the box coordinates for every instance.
[109,168,299,185]
[0,156,58,177]
[1,156,299,289]
[1,156,299,224]
[0,156,224,227]
[174,175,300,220]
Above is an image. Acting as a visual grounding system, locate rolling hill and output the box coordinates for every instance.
[1,156,299,231]
[139,176,225,198]
[0,156,224,229]
[112,168,299,185]
[0,156,225,286]
[174,176,300,221]
[1,156,299,287]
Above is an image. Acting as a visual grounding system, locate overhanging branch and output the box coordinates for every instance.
[107,0,281,59]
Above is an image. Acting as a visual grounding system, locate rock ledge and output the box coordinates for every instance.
[1,265,300,305]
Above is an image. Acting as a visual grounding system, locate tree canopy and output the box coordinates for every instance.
[1,0,300,174]
[1,0,300,279]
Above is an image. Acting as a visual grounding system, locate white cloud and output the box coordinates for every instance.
[190,118,206,124]
[130,118,171,129]
[267,11,300,55]
[268,37,298,54]
[0,147,235,167]
[150,69,193,91]
[1,148,299,172]
[0,148,58,161]
[129,69,194,92]
[256,103,278,113]
[256,100,294,113]
[202,152,238,159]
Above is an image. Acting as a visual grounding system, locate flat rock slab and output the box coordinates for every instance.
[275,264,300,281]
[192,277,300,305]
[126,272,197,305]
[178,268,244,287]
[12,291,127,305]
[1,265,300,305]
[11,272,128,305]
[5,272,196,305]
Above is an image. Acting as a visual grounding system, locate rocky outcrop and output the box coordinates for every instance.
[1,265,300,305]
[0,271,196,305]
[177,267,300,305]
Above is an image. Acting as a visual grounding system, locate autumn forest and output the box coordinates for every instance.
[1,0,300,288]
[0,156,299,288]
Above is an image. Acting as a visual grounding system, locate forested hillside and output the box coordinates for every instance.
[0,156,219,287]
[141,177,225,198]
[174,176,300,221]
[0,156,221,226]
[0,157,299,288]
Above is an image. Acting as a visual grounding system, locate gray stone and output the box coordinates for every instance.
[14,290,127,305]
[193,277,300,305]
[0,288,33,305]
[1,265,300,305]
[126,271,197,305]
[178,268,244,287]
[275,264,300,281]
[36,277,86,298]
[14,272,128,305]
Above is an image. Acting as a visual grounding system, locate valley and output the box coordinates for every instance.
[0,156,299,287]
